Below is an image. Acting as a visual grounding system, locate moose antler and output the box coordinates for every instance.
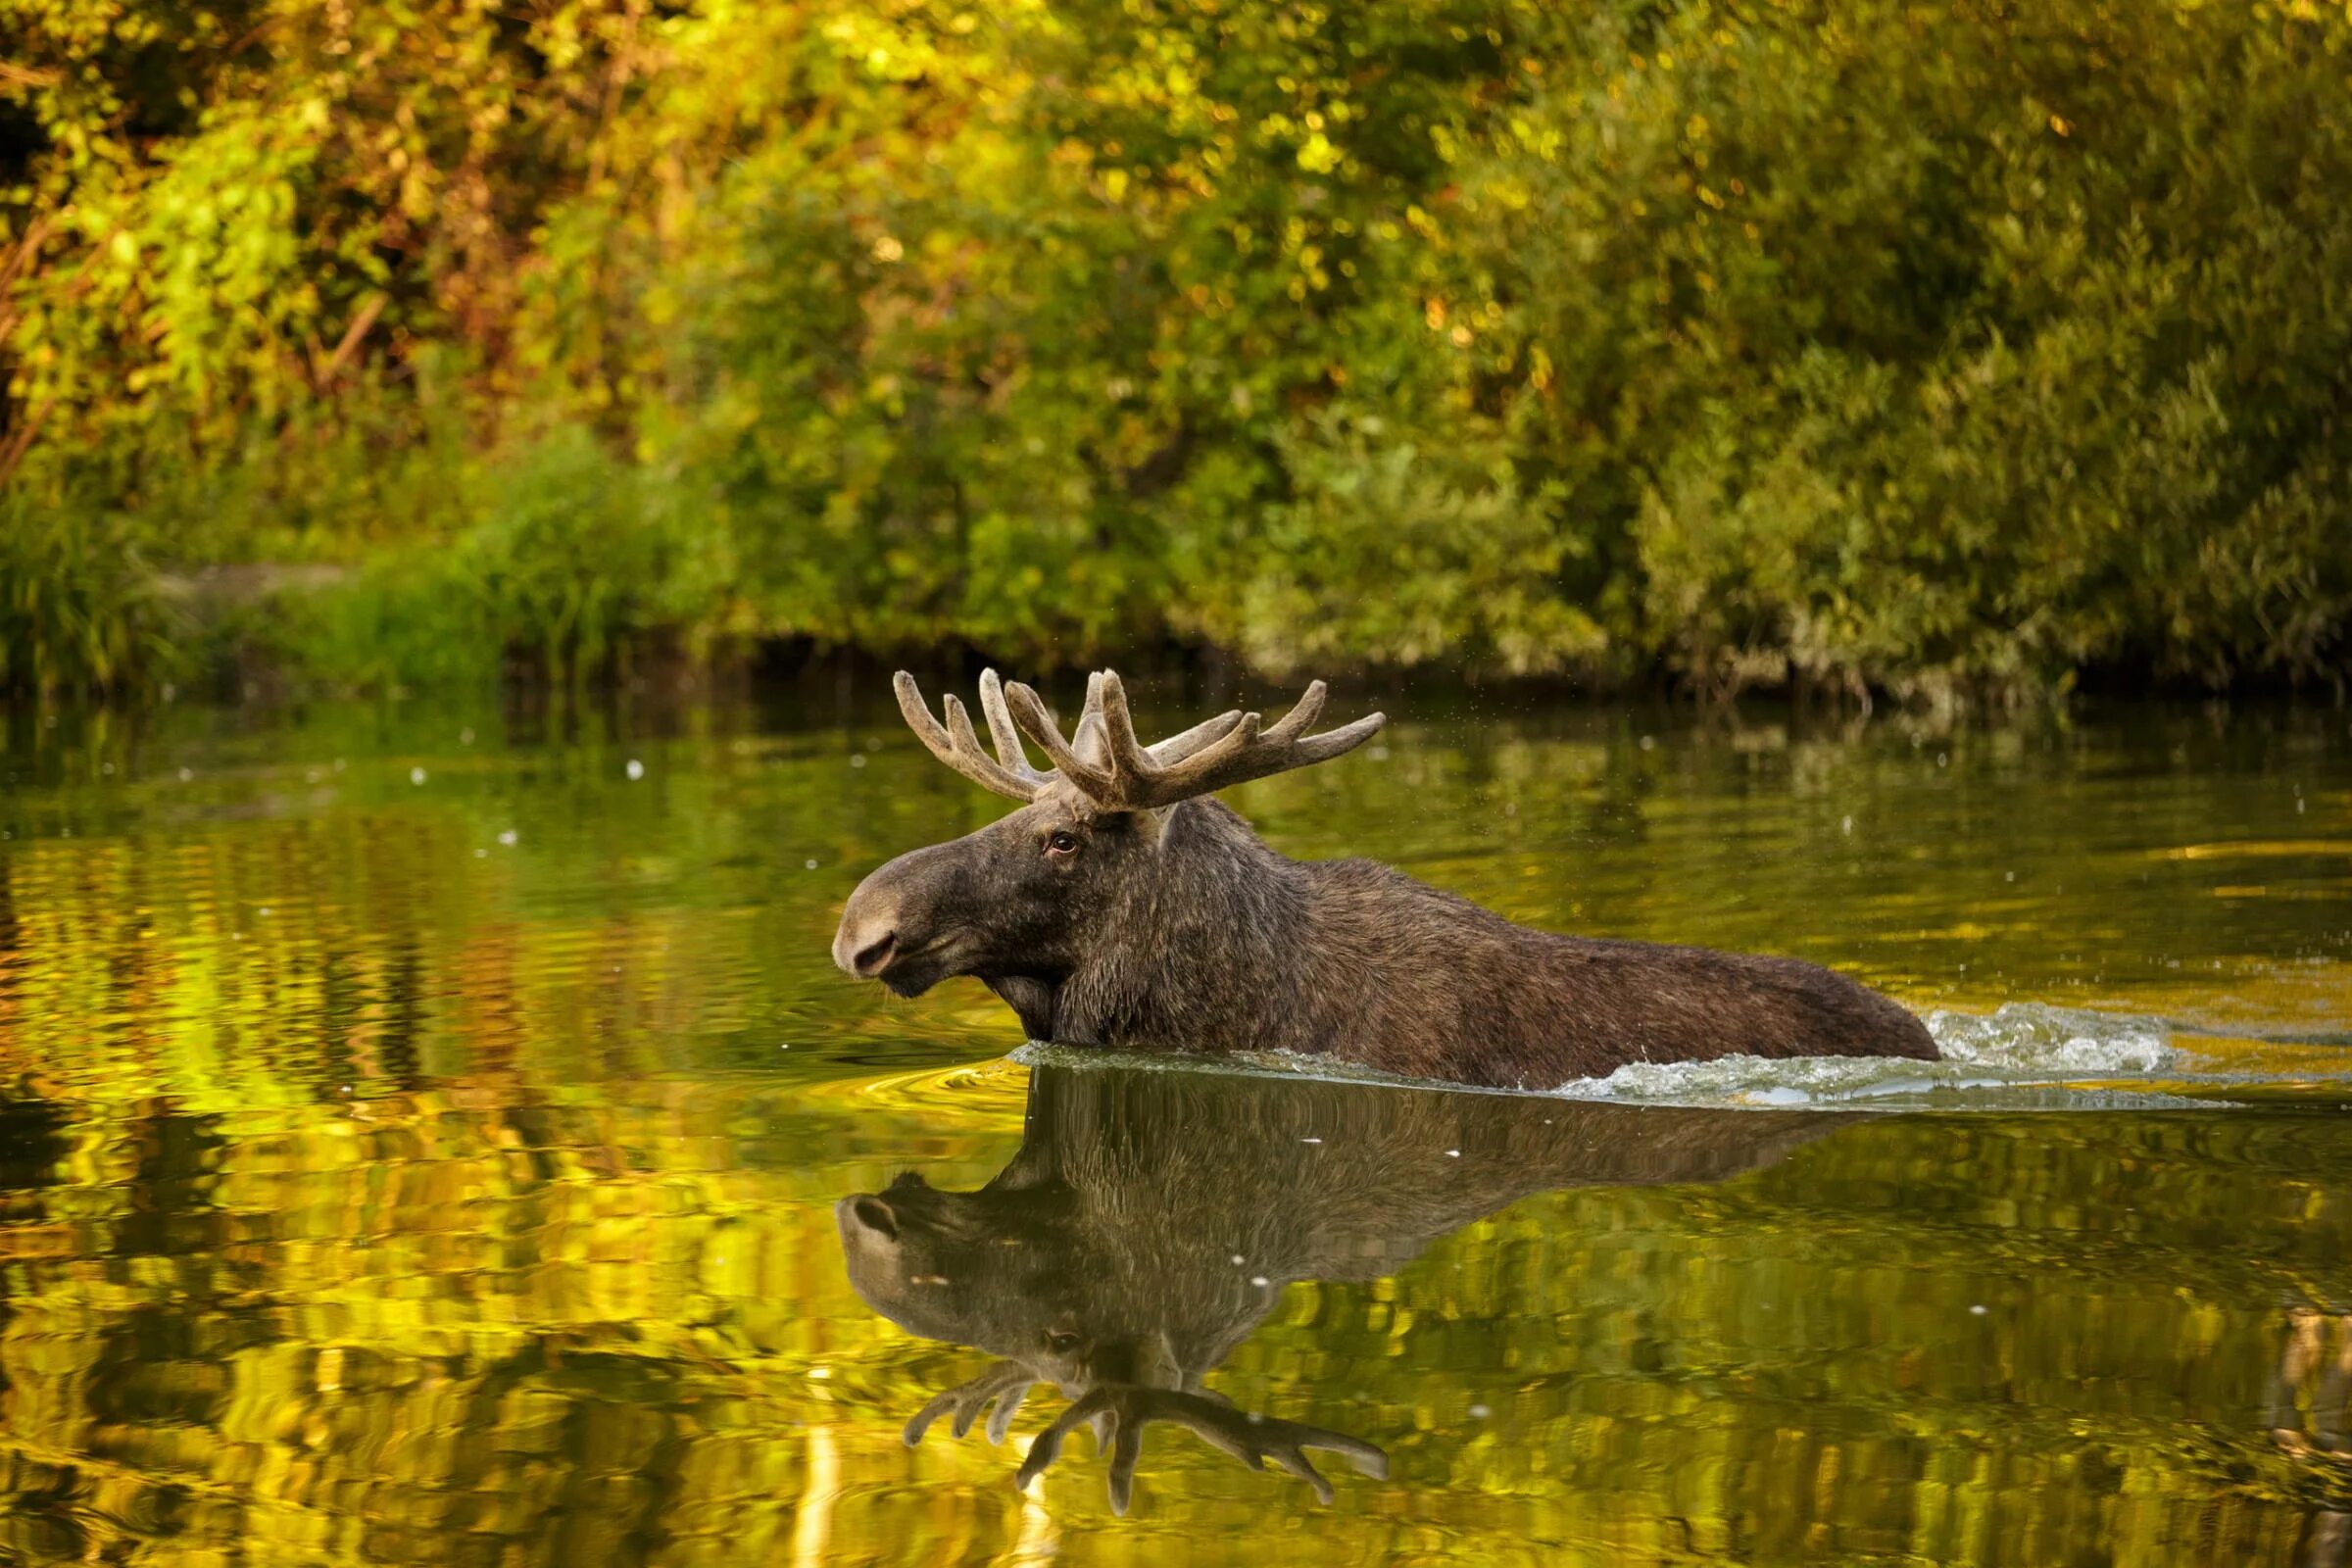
[893,668,1384,810]
[1014,1384,1389,1515]
[903,1359,1039,1447]
[1002,670,1385,811]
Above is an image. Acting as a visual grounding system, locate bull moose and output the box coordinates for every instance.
[838,1059,1854,1511]
[832,669,1937,1088]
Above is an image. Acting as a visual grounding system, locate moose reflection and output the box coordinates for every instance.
[837,1060,1853,1512]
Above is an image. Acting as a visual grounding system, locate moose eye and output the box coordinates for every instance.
[1045,830,1080,858]
[1046,1330,1081,1352]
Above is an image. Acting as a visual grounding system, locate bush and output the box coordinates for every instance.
[0,484,182,699]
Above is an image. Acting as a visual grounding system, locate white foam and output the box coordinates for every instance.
[1548,1004,2186,1109]
[1928,1003,2177,1073]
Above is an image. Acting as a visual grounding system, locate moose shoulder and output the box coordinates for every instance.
[833,670,1938,1088]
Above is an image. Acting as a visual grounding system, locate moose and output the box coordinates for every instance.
[838,1058,1855,1511]
[832,669,1938,1088]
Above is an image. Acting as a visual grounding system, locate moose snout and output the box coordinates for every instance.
[831,897,900,978]
[834,841,966,986]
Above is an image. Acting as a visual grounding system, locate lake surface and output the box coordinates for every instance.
[2,687,2349,1566]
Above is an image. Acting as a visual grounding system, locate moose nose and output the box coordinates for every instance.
[836,1194,899,1240]
[832,893,901,978]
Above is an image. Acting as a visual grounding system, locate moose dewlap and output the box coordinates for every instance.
[832,669,1938,1088]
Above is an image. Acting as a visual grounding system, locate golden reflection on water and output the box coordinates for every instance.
[0,697,2348,1564]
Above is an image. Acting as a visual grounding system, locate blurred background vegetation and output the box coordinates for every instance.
[3,0,2349,703]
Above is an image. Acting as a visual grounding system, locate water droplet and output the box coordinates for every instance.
[849,755,867,768]
[459,727,474,746]
[497,829,517,846]
[805,858,819,870]
[1446,1149,1461,1157]
[1468,1403,1491,1420]
[410,766,426,785]
[1231,1254,1246,1265]
[1840,815,1853,834]
[625,759,645,781]
[1250,1276,1270,1288]
[177,766,194,783]
[1969,1303,1988,1315]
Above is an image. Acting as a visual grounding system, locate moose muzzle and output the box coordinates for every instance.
[831,887,902,980]
[833,839,971,994]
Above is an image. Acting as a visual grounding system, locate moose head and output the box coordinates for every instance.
[832,669,1384,1043]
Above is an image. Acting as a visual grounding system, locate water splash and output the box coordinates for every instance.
[1545,1004,2350,1110]
[1025,1004,2352,1111]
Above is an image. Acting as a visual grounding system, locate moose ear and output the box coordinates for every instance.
[1099,805,1174,847]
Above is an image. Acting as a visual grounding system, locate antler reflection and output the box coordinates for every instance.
[902,1358,1037,1448]
[1013,1383,1388,1516]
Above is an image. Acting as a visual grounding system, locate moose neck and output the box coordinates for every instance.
[1049,799,1318,1054]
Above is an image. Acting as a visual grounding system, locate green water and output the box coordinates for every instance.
[1,693,2349,1565]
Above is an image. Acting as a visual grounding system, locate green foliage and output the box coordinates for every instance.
[466,425,742,684]
[0,482,181,697]
[3,0,2348,698]
[1203,406,1603,676]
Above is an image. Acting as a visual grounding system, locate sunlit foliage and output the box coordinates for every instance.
[4,0,2349,695]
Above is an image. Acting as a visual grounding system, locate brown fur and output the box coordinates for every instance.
[836,783,1938,1091]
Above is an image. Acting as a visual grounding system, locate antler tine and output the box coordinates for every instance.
[1015,1385,1388,1515]
[1004,680,1118,798]
[1092,672,1161,780]
[1147,708,1247,765]
[1259,679,1328,745]
[1289,710,1386,764]
[976,669,1032,774]
[1070,671,1109,762]
[894,672,1051,802]
[905,1359,1039,1448]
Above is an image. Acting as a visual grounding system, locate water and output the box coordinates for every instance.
[1,693,2349,1565]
